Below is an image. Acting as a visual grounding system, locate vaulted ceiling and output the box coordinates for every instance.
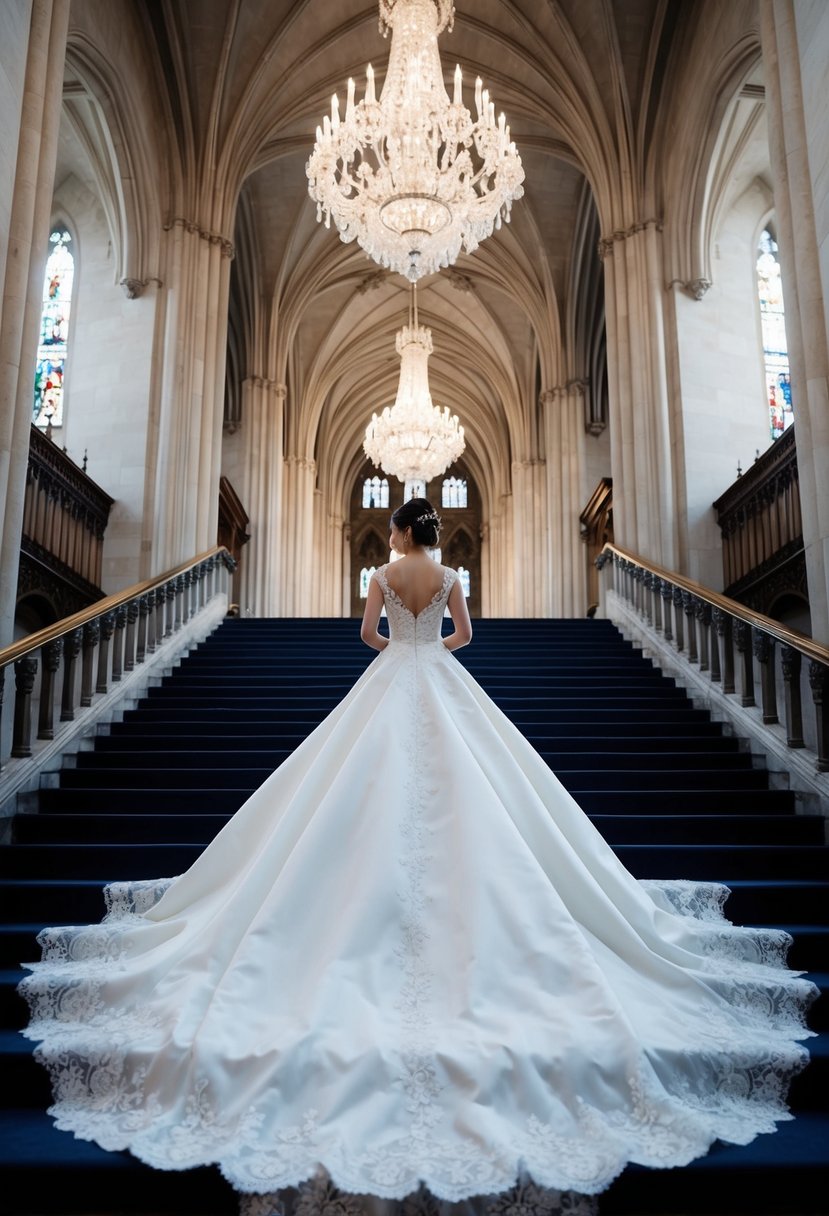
[58,0,765,516]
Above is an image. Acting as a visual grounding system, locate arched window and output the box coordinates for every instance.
[34,230,74,431]
[362,476,389,509]
[404,478,426,501]
[442,476,467,508]
[457,566,471,597]
[756,229,792,440]
[359,566,377,597]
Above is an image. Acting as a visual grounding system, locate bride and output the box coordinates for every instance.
[19,496,816,1213]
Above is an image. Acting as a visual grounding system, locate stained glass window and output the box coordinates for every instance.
[362,477,389,508]
[34,230,74,430]
[756,229,792,440]
[442,477,467,508]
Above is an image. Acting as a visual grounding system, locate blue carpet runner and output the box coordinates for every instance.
[1,616,827,1214]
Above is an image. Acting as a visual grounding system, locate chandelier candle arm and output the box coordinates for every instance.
[307,0,524,282]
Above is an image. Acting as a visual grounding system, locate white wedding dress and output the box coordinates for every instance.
[20,565,817,1211]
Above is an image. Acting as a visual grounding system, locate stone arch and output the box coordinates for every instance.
[442,525,480,618]
[349,518,390,618]
[657,29,764,294]
[63,34,168,293]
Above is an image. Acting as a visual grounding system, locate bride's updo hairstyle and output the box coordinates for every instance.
[391,497,441,548]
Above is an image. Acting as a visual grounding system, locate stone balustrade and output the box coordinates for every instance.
[598,544,829,777]
[0,548,235,771]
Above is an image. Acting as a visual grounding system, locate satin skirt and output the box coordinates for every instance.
[20,638,817,1201]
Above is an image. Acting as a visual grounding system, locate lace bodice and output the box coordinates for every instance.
[373,564,458,645]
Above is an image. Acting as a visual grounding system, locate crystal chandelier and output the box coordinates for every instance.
[307,0,524,282]
[364,286,465,482]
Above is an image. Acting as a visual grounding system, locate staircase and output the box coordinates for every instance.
[1,616,827,1215]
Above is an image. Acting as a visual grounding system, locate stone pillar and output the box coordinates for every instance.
[151,219,233,574]
[0,0,69,647]
[602,220,679,573]
[760,0,829,643]
[311,488,327,616]
[542,386,587,617]
[479,520,491,618]
[319,508,345,618]
[341,522,352,617]
[510,458,548,617]
[238,378,285,616]
[487,496,514,616]
[281,455,316,616]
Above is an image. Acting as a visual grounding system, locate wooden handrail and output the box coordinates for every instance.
[0,546,233,670]
[600,542,827,666]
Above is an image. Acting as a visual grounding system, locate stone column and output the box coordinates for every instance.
[602,220,679,573]
[510,458,548,617]
[474,520,488,617]
[281,454,316,616]
[341,522,352,617]
[542,385,587,617]
[319,508,345,618]
[238,378,285,616]
[486,496,513,617]
[0,0,69,647]
[760,0,829,643]
[311,488,327,616]
[151,218,233,574]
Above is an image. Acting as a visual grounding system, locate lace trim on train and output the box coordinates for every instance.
[641,879,798,969]
[239,1176,599,1216]
[18,876,817,1200]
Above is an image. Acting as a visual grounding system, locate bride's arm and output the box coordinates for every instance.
[443,578,473,651]
[360,577,389,650]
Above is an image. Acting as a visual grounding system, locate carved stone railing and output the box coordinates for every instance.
[0,547,235,771]
[597,543,829,780]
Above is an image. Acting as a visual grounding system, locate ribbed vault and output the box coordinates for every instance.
[42,0,785,616]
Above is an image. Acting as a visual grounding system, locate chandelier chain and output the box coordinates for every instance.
[364,284,465,482]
